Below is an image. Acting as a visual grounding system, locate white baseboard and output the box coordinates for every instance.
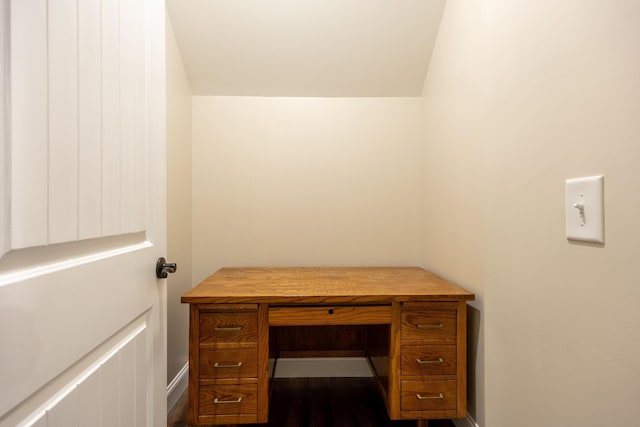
[166,362,189,413]
[453,413,480,427]
[274,357,373,378]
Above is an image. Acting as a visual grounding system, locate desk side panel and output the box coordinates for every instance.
[257,303,270,423]
[387,302,402,419]
[456,300,468,418]
[188,304,200,425]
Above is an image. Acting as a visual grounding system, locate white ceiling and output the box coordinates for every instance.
[166,0,446,97]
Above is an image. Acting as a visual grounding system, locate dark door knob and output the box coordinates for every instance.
[156,257,177,278]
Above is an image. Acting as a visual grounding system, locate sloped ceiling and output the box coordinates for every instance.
[166,0,446,97]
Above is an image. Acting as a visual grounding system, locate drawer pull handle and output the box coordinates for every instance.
[214,326,243,331]
[214,397,243,404]
[416,323,444,329]
[416,357,444,365]
[416,393,444,400]
[214,362,243,368]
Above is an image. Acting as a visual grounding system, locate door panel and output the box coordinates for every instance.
[101,0,122,236]
[9,0,48,249]
[77,371,100,427]
[11,0,149,247]
[0,0,166,425]
[46,386,78,427]
[12,322,149,427]
[48,0,79,245]
[78,0,102,241]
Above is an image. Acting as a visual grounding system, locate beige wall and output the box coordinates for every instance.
[191,96,423,283]
[166,16,192,385]
[422,1,640,426]
[421,2,487,424]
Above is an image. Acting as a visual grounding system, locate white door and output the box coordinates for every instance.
[0,0,167,426]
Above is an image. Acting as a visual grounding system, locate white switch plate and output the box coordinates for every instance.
[565,175,604,243]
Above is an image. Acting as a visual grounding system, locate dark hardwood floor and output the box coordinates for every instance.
[168,378,456,427]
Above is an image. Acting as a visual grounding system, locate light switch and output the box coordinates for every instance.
[565,175,604,244]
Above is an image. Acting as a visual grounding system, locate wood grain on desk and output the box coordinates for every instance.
[181,267,474,304]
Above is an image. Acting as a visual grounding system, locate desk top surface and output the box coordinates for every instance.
[181,267,475,304]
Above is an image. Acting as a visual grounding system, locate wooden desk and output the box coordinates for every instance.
[182,267,475,426]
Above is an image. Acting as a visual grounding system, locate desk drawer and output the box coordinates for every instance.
[401,345,456,376]
[199,384,258,417]
[200,312,258,344]
[199,349,258,379]
[269,305,391,326]
[401,380,457,411]
[401,311,456,341]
